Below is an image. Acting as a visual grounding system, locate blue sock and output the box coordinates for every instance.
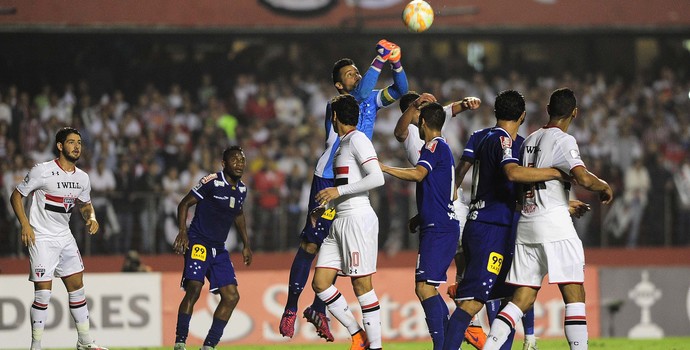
[285,247,315,311]
[175,313,192,343]
[310,290,327,314]
[421,294,449,350]
[203,317,229,347]
[486,299,501,323]
[523,307,535,336]
[499,326,517,350]
[443,307,472,350]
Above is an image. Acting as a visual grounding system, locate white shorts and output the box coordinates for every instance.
[506,237,585,287]
[28,234,84,282]
[316,209,378,277]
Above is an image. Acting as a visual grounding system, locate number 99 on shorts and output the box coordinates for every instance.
[486,252,503,275]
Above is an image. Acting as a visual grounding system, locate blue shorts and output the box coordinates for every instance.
[181,240,236,294]
[457,220,515,302]
[299,175,335,245]
[416,227,460,284]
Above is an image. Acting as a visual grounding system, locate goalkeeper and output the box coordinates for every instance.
[279,39,408,344]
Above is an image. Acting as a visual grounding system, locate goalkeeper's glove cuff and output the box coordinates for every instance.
[372,57,386,71]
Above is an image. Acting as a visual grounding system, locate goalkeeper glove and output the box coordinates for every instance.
[375,39,397,61]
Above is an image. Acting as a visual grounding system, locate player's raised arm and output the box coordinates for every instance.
[450,97,482,116]
[379,40,408,106]
[394,93,436,142]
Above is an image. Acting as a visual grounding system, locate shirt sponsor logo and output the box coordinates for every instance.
[200,173,218,184]
[213,180,225,187]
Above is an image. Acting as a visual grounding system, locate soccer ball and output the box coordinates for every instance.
[402,0,434,33]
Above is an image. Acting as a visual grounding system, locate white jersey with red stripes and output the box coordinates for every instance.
[332,129,378,217]
[16,159,92,240]
[517,126,585,243]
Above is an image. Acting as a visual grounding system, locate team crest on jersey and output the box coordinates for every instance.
[425,140,438,153]
[62,197,76,212]
[499,136,512,149]
[239,185,246,193]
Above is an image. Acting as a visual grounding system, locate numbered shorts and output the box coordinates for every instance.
[507,237,585,287]
[28,234,84,282]
[417,227,460,285]
[181,241,237,294]
[299,175,335,245]
[456,220,515,302]
[316,209,378,277]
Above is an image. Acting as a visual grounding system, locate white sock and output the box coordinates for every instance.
[484,302,523,350]
[317,285,361,334]
[31,289,51,349]
[358,290,381,349]
[68,288,93,344]
[564,302,588,350]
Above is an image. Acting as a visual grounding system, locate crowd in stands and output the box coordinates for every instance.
[1,53,689,257]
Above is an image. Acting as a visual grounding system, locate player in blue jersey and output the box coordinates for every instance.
[380,102,459,350]
[395,92,488,349]
[172,146,252,350]
[279,39,408,341]
[441,90,566,350]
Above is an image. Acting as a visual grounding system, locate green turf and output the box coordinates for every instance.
[70,337,690,350]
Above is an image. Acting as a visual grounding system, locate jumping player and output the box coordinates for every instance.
[279,39,408,341]
[311,94,386,350]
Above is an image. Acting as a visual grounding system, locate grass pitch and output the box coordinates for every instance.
[65,337,690,350]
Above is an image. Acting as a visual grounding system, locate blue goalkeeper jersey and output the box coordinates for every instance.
[188,171,247,248]
[314,65,408,179]
[467,127,524,227]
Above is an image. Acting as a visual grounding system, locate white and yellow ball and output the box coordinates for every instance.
[402,0,434,33]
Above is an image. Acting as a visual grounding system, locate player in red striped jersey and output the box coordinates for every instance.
[10,127,107,350]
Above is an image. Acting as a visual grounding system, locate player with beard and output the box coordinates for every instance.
[10,127,108,350]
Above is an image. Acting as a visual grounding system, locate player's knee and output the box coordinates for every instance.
[184,283,203,301]
[300,240,319,254]
[221,290,240,307]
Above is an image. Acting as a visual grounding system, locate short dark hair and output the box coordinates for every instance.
[331,94,359,126]
[419,102,445,130]
[332,58,355,85]
[223,145,244,161]
[494,90,525,121]
[54,127,81,154]
[547,87,577,119]
[55,127,81,145]
[399,91,420,113]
